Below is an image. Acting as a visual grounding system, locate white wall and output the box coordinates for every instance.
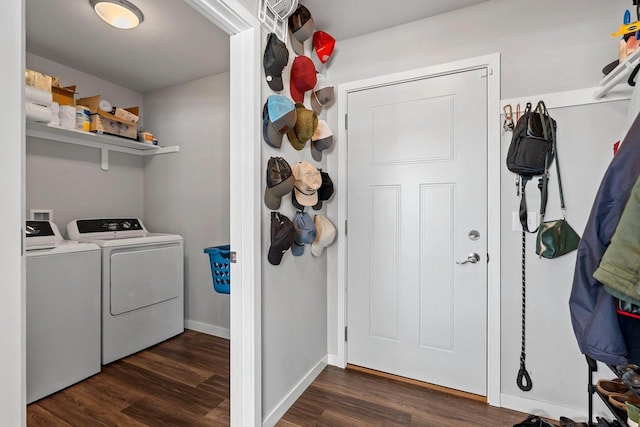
[0,1,25,425]
[143,72,231,335]
[325,0,629,420]
[25,54,145,234]
[260,31,329,421]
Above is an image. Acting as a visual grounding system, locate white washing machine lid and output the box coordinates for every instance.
[25,240,101,257]
[77,233,183,248]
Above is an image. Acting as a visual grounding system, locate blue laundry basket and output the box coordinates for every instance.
[204,245,231,294]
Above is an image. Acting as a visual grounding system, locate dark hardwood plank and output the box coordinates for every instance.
[204,399,231,426]
[124,350,213,387]
[122,397,216,427]
[279,366,532,427]
[26,404,72,427]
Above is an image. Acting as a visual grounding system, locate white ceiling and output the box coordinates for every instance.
[25,0,488,94]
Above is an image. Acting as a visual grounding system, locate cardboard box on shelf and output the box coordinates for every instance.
[51,85,76,106]
[112,107,139,123]
[76,95,140,140]
[25,69,53,92]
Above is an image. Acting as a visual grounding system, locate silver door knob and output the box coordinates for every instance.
[456,253,480,265]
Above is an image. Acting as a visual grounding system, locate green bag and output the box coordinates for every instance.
[535,219,580,259]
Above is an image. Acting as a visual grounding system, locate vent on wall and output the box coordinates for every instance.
[30,209,53,221]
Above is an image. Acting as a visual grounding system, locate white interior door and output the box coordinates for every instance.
[347,68,488,396]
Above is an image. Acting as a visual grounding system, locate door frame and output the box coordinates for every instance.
[0,0,262,425]
[331,53,502,406]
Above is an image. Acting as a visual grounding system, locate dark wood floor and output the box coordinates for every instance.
[27,329,231,426]
[28,330,531,426]
[278,366,529,427]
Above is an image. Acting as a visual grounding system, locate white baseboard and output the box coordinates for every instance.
[500,393,608,423]
[327,353,345,368]
[262,355,328,427]
[185,320,230,339]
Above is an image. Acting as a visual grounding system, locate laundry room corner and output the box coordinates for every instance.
[142,71,232,338]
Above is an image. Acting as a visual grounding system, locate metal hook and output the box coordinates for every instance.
[503,104,513,120]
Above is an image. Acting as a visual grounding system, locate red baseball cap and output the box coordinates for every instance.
[313,31,335,64]
[290,56,317,103]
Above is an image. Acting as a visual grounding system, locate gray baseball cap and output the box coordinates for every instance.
[288,4,314,55]
[263,33,289,91]
[291,211,316,256]
[265,157,294,210]
[310,119,334,161]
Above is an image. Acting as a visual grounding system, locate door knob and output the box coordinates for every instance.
[456,253,480,265]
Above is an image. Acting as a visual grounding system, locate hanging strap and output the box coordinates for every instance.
[537,101,566,221]
[517,229,533,391]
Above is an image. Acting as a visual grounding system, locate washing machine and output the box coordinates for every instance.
[26,220,101,403]
[67,218,184,365]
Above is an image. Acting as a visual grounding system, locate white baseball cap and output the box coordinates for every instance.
[311,214,336,256]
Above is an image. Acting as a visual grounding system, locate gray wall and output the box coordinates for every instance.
[260,33,328,418]
[325,0,628,417]
[143,72,231,333]
[25,53,144,234]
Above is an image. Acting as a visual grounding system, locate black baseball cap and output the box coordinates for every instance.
[263,33,289,91]
[312,170,334,210]
[268,212,295,265]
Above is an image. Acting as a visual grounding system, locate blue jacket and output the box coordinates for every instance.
[569,114,640,365]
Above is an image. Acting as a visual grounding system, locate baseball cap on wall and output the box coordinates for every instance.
[313,31,335,64]
[312,170,334,211]
[264,157,294,210]
[290,55,317,103]
[268,212,295,265]
[310,74,334,115]
[311,214,337,257]
[287,103,318,150]
[310,119,334,161]
[263,95,297,148]
[292,161,322,207]
[288,4,314,55]
[263,33,289,91]
[291,211,316,256]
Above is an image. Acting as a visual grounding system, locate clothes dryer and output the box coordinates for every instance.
[67,218,184,365]
[26,221,101,403]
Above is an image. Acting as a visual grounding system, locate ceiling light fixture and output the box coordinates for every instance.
[90,0,144,30]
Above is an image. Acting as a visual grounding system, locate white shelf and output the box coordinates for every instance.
[26,121,179,170]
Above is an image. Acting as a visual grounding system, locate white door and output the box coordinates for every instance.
[347,68,488,396]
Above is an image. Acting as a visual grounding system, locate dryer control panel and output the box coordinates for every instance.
[67,218,148,241]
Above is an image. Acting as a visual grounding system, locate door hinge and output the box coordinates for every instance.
[344,220,348,236]
[230,251,237,263]
[487,253,490,263]
[345,113,348,130]
[345,326,348,342]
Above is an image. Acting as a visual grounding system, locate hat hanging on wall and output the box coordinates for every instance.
[311,214,336,257]
[259,0,298,43]
[268,211,295,265]
[263,33,289,91]
[312,170,334,211]
[291,211,316,256]
[288,4,314,55]
[263,95,297,148]
[313,31,335,64]
[287,103,318,150]
[310,119,334,161]
[310,74,335,115]
[264,157,294,210]
[292,161,322,207]
[290,55,317,103]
